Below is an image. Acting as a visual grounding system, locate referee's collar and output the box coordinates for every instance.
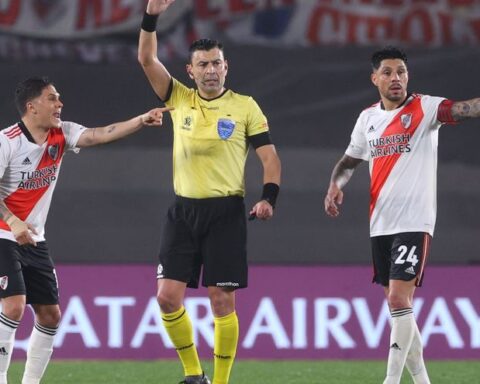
[197,88,229,102]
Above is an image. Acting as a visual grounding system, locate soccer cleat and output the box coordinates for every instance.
[178,372,211,384]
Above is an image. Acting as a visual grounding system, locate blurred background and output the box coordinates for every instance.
[2,0,480,266]
[1,0,480,363]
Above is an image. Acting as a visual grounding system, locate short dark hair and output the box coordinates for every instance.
[14,76,53,116]
[371,46,408,70]
[188,39,224,63]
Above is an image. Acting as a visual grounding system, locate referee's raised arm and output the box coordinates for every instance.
[138,0,175,101]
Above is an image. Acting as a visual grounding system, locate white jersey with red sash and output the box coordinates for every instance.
[0,121,86,242]
[345,94,445,237]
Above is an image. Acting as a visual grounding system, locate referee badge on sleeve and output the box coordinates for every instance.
[217,119,236,140]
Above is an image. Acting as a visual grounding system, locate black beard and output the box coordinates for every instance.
[386,92,404,102]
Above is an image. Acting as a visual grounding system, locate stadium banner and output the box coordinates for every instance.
[10,265,480,360]
[1,0,480,46]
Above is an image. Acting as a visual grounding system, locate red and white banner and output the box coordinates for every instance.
[0,0,190,38]
[9,265,480,360]
[1,0,480,46]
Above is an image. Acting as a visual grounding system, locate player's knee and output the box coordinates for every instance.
[387,292,409,310]
[37,308,61,328]
[49,308,61,326]
[3,301,26,321]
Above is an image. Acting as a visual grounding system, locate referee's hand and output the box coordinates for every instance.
[249,200,273,221]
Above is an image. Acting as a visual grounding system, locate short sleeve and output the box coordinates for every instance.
[420,95,446,130]
[166,78,193,108]
[0,135,11,179]
[246,97,269,137]
[61,121,87,153]
[345,113,369,161]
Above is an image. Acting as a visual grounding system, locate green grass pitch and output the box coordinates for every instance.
[9,360,479,383]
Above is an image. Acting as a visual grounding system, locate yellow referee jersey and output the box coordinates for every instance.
[165,78,269,198]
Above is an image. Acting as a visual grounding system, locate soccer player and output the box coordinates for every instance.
[0,77,170,384]
[138,1,281,383]
[324,46,480,384]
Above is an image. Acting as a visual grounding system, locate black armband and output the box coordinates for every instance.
[261,183,280,208]
[248,131,272,149]
[141,12,159,32]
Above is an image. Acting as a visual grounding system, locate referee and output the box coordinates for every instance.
[138,1,281,384]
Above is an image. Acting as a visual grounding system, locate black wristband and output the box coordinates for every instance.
[261,183,280,208]
[141,12,159,32]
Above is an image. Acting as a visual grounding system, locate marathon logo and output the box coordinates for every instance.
[216,282,240,287]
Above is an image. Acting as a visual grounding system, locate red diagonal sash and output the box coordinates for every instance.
[370,97,424,218]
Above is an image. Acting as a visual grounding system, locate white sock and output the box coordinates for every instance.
[405,323,430,384]
[383,308,415,384]
[22,323,57,384]
[0,313,20,384]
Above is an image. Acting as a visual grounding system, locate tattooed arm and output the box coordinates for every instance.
[76,107,172,148]
[324,154,363,217]
[451,98,480,121]
[0,200,36,246]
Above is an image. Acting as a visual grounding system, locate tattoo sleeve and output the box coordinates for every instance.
[451,98,480,121]
[330,155,363,189]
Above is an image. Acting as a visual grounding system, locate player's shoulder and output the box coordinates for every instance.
[359,101,380,118]
[414,93,445,111]
[59,121,87,139]
[412,93,444,102]
[0,123,22,155]
[362,101,380,113]
[60,121,79,129]
[0,123,22,141]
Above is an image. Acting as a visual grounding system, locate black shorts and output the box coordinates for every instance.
[0,239,59,305]
[371,232,431,287]
[157,196,247,289]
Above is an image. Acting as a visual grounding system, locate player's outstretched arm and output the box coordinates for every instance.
[450,98,480,121]
[138,0,176,101]
[249,145,281,220]
[0,200,37,246]
[324,154,363,217]
[76,107,173,148]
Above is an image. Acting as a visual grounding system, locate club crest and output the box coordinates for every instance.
[217,119,236,140]
[400,113,412,129]
[48,144,59,161]
[0,276,8,290]
[157,264,164,279]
